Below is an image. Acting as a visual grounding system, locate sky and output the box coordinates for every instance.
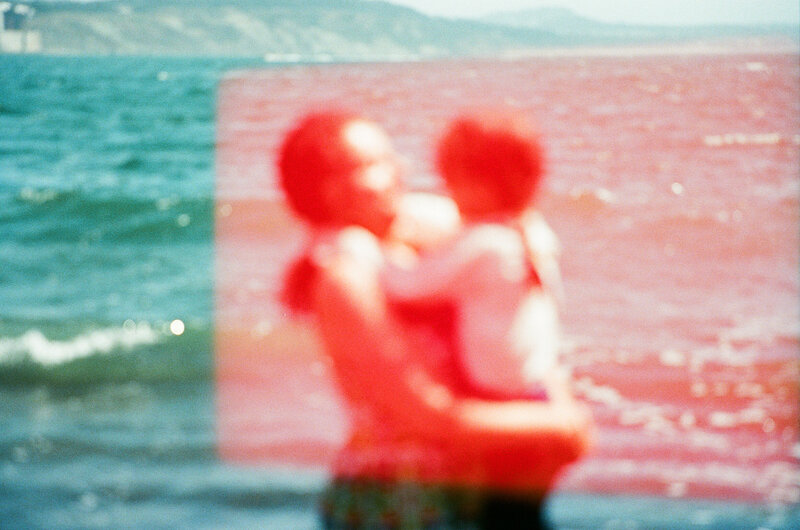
[375,0,800,26]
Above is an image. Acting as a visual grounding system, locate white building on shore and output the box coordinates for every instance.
[1,2,42,53]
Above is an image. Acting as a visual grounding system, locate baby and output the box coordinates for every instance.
[381,111,564,400]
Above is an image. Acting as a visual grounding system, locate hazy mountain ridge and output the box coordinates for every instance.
[13,1,798,57]
[483,6,799,43]
[20,0,565,58]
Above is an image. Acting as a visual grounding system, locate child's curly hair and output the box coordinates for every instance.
[436,110,544,215]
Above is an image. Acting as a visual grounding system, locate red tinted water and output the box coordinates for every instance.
[215,52,799,504]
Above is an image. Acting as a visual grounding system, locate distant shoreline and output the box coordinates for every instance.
[10,37,797,62]
[495,36,799,59]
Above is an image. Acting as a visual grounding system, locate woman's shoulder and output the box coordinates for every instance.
[311,226,384,268]
[458,222,523,255]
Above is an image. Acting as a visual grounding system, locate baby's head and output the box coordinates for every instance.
[278,111,401,236]
[436,111,544,218]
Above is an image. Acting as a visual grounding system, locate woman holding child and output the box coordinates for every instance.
[278,110,592,529]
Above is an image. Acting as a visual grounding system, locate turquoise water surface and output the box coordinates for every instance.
[1,55,797,529]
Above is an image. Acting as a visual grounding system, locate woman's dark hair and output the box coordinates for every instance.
[277,111,366,225]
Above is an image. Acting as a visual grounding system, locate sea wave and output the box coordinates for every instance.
[702,133,799,147]
[4,187,213,244]
[541,185,619,217]
[0,322,212,387]
[0,324,161,367]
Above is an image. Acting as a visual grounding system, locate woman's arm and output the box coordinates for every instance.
[312,248,592,464]
[380,241,472,303]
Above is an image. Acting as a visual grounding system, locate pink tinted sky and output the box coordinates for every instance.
[373,0,800,26]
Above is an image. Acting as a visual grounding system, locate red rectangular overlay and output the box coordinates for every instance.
[215,55,798,503]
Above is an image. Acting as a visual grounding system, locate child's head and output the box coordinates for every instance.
[436,110,544,218]
[278,111,401,235]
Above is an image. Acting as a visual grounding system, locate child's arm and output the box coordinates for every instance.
[389,192,460,251]
[381,232,484,303]
[521,210,564,302]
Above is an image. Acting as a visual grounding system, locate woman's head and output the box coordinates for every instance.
[278,111,401,236]
[436,110,544,218]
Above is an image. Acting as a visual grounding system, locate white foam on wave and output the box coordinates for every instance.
[0,324,162,367]
[717,314,800,351]
[18,187,62,205]
[702,132,792,147]
[567,186,617,207]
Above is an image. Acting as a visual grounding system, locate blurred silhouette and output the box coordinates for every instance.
[278,110,591,529]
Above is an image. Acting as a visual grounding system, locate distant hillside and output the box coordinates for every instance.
[12,1,798,57]
[20,0,566,58]
[483,6,800,46]
[485,7,599,32]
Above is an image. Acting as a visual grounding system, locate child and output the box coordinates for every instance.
[381,110,564,400]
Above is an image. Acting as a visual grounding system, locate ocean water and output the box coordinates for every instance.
[2,52,799,529]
